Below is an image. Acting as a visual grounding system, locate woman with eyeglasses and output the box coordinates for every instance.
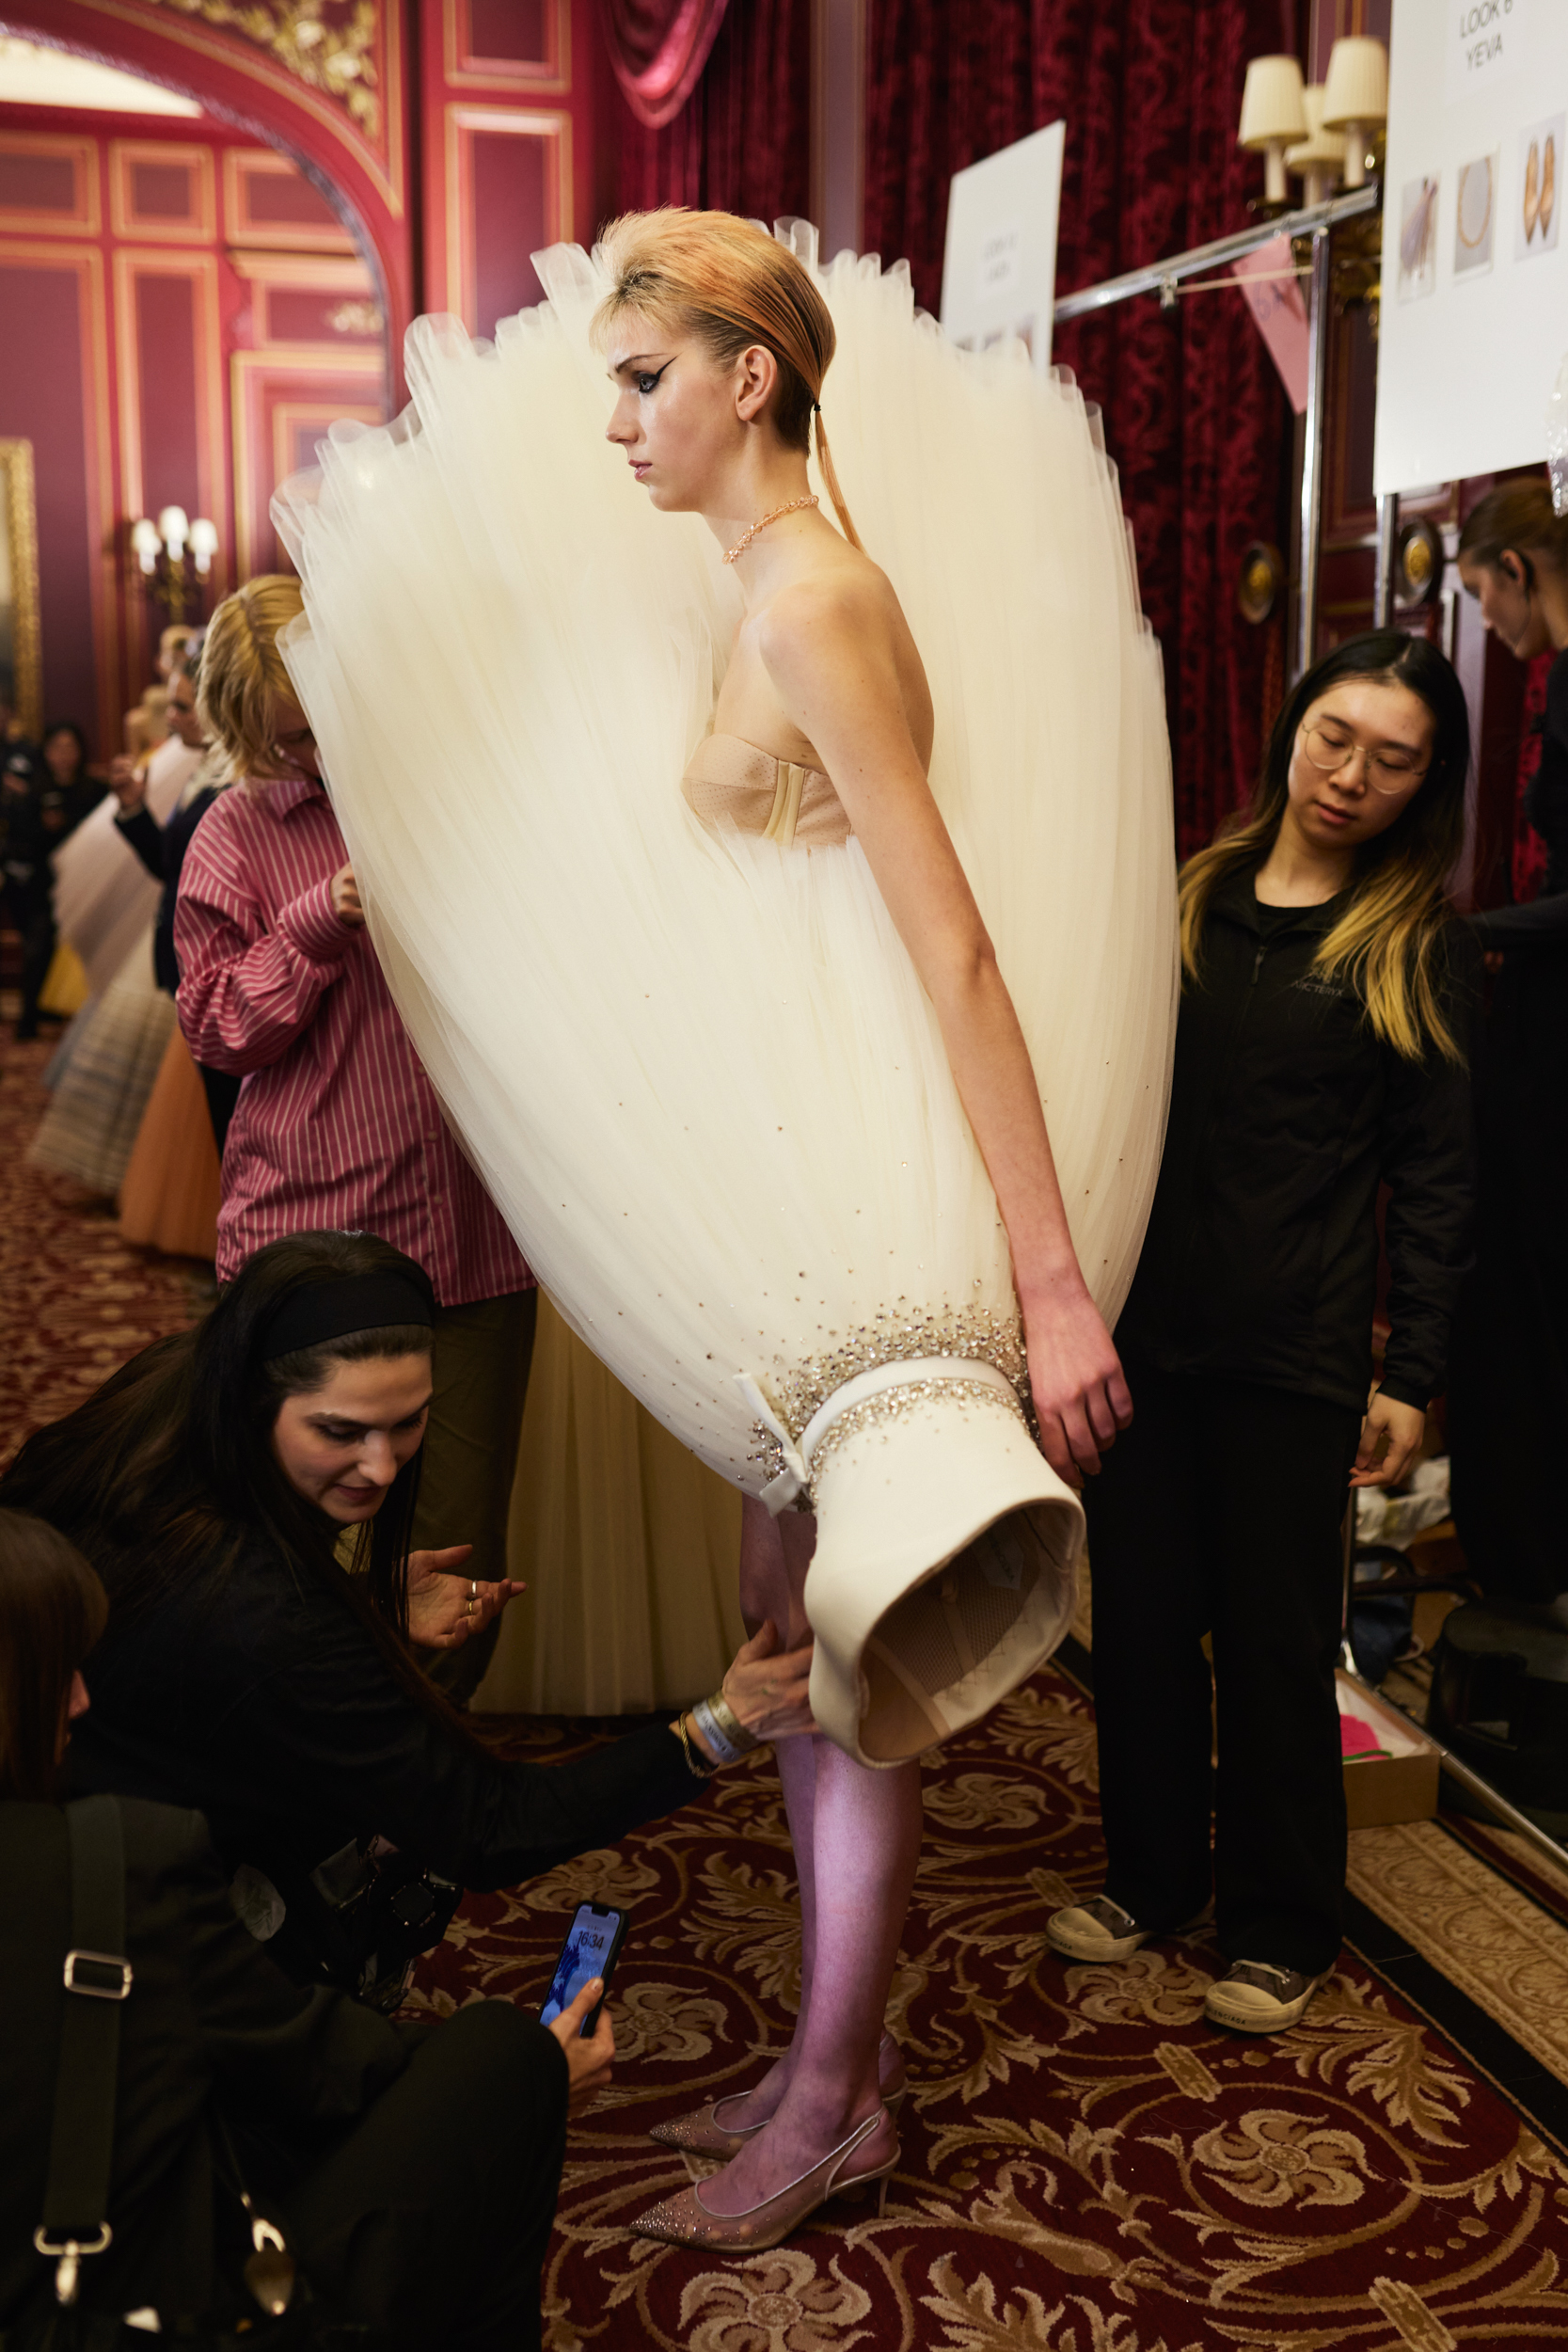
[1047,632,1478,2034]
[171,577,535,1700]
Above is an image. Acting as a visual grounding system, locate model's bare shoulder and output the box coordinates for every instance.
[755,564,899,681]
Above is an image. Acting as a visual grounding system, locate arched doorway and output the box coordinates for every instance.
[0,17,403,748]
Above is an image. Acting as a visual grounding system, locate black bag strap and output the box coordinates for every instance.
[35,1796,132,2306]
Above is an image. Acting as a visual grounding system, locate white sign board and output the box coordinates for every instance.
[941,121,1064,374]
[1376,0,1568,493]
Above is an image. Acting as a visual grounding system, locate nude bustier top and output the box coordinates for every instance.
[681,732,852,849]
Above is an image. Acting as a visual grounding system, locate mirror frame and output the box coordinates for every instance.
[0,437,42,740]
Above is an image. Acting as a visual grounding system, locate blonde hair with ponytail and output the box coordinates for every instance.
[593,208,863,551]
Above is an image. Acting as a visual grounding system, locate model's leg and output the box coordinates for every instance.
[702,1492,918,2213]
[719,1496,821,2126]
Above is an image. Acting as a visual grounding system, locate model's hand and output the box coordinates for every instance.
[1350,1392,1425,1490]
[710,1618,816,1746]
[108,756,145,814]
[405,1544,525,1647]
[546,1978,615,2114]
[1020,1274,1132,1486]
[330,862,366,929]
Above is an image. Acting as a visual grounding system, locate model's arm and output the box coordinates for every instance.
[759,578,1129,1483]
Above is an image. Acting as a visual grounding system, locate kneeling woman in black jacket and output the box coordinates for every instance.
[1049,632,1477,2033]
[0,1508,601,2348]
[0,1230,812,2006]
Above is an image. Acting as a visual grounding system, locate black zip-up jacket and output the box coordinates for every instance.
[1117,866,1479,1413]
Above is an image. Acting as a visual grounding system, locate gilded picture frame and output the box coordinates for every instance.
[0,438,42,740]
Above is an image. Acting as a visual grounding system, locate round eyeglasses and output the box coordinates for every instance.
[1298,721,1428,796]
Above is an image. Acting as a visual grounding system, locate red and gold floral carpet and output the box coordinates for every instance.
[412,1680,1568,2352]
[6,1025,1568,2345]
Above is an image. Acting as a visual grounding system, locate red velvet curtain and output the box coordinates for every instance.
[863,1,1301,858]
[600,0,734,129]
[609,0,811,221]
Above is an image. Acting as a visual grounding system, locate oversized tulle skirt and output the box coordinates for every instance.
[26,935,176,1197]
[277,225,1178,1763]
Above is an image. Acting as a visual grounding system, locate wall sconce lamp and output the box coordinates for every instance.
[1238,55,1308,209]
[1322,36,1388,192]
[129,506,218,621]
[1286,85,1346,210]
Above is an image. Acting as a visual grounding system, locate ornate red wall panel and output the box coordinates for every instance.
[421,0,595,338]
[0,245,115,745]
[231,351,385,578]
[0,103,389,749]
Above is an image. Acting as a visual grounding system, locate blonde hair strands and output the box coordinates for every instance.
[198,573,306,783]
[593,208,864,551]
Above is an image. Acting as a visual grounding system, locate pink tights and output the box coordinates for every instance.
[699,1496,922,2212]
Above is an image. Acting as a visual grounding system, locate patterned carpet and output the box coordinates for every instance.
[412,1683,1568,2351]
[5,1019,1568,2344]
[0,1033,211,1470]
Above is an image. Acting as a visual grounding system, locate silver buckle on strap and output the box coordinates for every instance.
[62,1947,133,2000]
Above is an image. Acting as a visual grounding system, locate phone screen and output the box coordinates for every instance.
[539,1902,626,2031]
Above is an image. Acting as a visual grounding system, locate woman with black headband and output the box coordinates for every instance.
[0,1230,815,2008]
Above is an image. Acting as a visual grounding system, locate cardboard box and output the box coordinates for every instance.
[1338,1671,1441,1830]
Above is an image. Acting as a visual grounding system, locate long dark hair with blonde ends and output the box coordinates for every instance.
[1180,632,1471,1064]
[593,207,864,552]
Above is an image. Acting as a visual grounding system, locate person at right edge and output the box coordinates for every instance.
[1450,480,1568,1611]
[1048,633,1478,2034]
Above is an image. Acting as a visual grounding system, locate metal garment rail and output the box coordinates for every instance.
[1053,183,1383,681]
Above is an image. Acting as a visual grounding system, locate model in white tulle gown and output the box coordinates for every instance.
[280,207,1175,2244]
[279,219,1175,1743]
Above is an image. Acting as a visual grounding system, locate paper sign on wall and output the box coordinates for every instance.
[940,122,1065,375]
[1376,0,1568,492]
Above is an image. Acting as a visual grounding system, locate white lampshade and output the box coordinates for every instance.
[1321,36,1388,132]
[130,516,159,575]
[1239,55,1308,150]
[189,516,218,575]
[1323,35,1387,185]
[1287,83,1346,205]
[157,503,188,554]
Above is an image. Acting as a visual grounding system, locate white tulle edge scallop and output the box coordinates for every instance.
[276,225,1177,1497]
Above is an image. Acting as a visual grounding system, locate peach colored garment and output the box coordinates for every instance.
[681,732,851,848]
[118,1027,221,1260]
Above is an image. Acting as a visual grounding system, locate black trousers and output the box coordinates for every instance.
[1083,1363,1361,1976]
[277,2001,567,2351]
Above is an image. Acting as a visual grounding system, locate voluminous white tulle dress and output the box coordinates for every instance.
[278,224,1178,1767]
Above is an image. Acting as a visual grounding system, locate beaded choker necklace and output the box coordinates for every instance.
[721,495,819,565]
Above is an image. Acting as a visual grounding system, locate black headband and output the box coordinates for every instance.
[259,1272,435,1363]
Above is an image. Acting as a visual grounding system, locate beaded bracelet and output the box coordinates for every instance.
[670,1711,715,1780]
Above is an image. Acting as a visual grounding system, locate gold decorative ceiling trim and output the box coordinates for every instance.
[146,0,380,138]
[69,0,404,215]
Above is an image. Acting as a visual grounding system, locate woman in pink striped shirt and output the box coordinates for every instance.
[173,578,531,1698]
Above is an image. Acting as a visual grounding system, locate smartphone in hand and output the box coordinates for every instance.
[539,1902,628,2038]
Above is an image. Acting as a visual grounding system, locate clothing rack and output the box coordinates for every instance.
[1053,183,1386,681]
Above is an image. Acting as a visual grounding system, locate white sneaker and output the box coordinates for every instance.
[1047,1895,1157,1963]
[1204,1959,1328,2034]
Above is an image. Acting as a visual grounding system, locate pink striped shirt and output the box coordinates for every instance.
[174,771,531,1301]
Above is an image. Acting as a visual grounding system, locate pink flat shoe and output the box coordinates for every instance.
[648,2032,907,2154]
[631,2106,897,2251]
